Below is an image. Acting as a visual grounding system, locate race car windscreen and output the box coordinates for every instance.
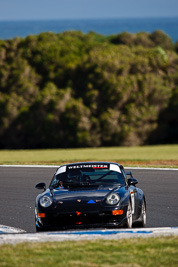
[51,165,125,188]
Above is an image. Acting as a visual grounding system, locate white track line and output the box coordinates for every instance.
[0,165,178,171]
[0,165,58,168]
[0,225,26,234]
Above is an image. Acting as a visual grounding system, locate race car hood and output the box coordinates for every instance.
[52,185,119,202]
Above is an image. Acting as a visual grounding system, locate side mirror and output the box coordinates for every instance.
[128,178,138,186]
[35,182,46,190]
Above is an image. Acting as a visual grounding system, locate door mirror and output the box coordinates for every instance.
[128,178,138,186]
[35,182,46,190]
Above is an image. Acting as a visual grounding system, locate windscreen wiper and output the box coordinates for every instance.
[63,181,97,188]
[96,171,112,181]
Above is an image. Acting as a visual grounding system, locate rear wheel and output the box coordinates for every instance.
[126,201,133,228]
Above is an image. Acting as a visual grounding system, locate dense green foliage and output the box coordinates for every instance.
[0,30,178,148]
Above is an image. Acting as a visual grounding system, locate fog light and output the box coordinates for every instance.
[112,210,123,215]
[37,213,45,218]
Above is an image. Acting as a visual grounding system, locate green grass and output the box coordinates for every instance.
[0,145,178,167]
[0,237,178,267]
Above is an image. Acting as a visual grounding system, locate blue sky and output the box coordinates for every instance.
[0,0,178,20]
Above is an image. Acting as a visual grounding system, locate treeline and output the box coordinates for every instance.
[0,30,178,148]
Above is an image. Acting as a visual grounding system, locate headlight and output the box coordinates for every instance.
[39,196,53,207]
[106,193,120,205]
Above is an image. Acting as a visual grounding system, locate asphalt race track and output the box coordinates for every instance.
[0,166,178,233]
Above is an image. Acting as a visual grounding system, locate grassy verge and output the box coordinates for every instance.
[0,145,178,168]
[0,236,178,267]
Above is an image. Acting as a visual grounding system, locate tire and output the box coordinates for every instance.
[36,225,47,232]
[139,200,146,227]
[126,201,133,228]
[36,226,40,232]
[36,226,43,232]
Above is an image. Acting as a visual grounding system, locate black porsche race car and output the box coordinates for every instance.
[35,162,146,231]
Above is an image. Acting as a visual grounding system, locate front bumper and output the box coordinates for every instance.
[35,206,128,230]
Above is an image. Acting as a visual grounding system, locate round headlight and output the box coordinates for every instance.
[40,196,53,207]
[106,193,120,205]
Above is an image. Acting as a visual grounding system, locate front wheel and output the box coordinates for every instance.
[36,225,47,232]
[126,201,133,228]
[36,225,44,232]
[139,200,146,227]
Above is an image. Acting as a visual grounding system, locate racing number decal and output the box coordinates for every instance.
[130,191,135,214]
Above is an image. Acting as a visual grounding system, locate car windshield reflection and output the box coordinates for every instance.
[51,169,125,188]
